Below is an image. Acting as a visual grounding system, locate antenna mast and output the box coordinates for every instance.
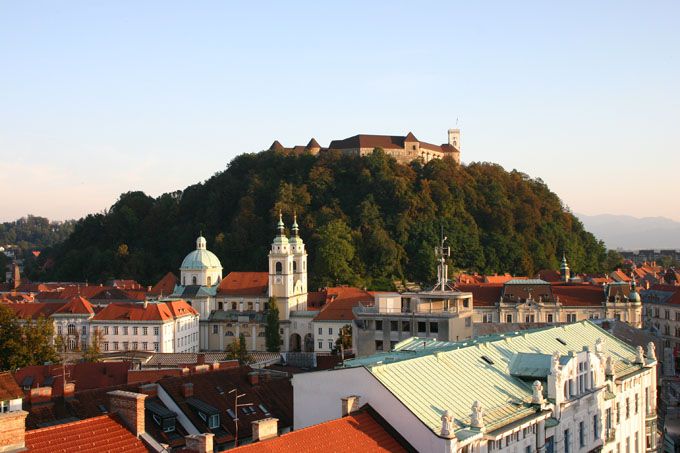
[434,226,451,291]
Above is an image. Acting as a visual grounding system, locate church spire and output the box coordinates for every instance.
[292,211,299,236]
[277,210,285,235]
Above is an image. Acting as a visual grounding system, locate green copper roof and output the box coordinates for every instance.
[351,321,643,438]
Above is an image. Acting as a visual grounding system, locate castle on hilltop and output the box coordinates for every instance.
[269,128,461,165]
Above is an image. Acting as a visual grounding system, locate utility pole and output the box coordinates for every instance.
[229,388,253,447]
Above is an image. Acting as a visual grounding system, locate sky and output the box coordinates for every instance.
[1,1,679,222]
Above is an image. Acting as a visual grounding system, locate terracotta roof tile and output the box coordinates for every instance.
[455,284,503,307]
[91,300,197,322]
[148,272,178,296]
[0,371,22,401]
[54,296,95,315]
[25,414,150,452]
[231,409,407,452]
[4,302,65,320]
[217,272,268,296]
[313,287,374,322]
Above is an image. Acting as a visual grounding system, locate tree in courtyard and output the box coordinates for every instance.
[334,324,352,356]
[82,326,106,362]
[226,333,252,365]
[265,297,281,352]
[0,305,59,371]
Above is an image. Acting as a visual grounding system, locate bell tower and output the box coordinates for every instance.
[268,213,295,319]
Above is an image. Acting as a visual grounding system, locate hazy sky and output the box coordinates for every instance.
[1,1,679,222]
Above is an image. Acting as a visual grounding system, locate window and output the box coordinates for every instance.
[318,341,322,349]
[567,313,577,323]
[103,326,109,335]
[666,310,671,320]
[328,341,333,350]
[375,340,383,351]
[430,322,439,333]
[192,276,197,285]
[482,314,492,323]
[547,314,554,323]
[82,325,87,335]
[616,403,620,424]
[626,398,630,419]
[123,341,129,350]
[579,421,585,447]
[635,394,639,414]
[390,321,398,331]
[418,321,426,332]
[154,342,159,351]
[564,429,571,453]
[58,325,63,335]
[525,315,535,323]
[318,327,322,335]
[123,326,128,335]
[328,327,333,335]
[142,327,147,335]
[104,342,109,351]
[626,437,630,453]
[232,302,237,310]
[275,262,282,274]
[376,320,383,331]
[635,432,639,453]
[218,302,223,310]
[506,314,513,323]
[401,321,410,332]
[132,342,138,350]
[113,342,119,351]
[68,324,76,335]
[154,327,159,336]
[465,317,472,327]
[593,414,599,440]
[213,325,218,334]
[248,302,253,310]
[207,276,212,286]
[143,342,148,350]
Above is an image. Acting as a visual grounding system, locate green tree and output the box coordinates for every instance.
[226,333,252,365]
[82,327,105,362]
[604,250,624,271]
[0,305,59,371]
[334,324,352,356]
[265,297,281,352]
[314,219,358,287]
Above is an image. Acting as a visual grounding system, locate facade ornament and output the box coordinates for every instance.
[647,342,657,361]
[532,381,544,404]
[441,410,454,437]
[635,346,645,364]
[595,337,604,354]
[550,351,560,374]
[605,355,615,376]
[470,400,484,429]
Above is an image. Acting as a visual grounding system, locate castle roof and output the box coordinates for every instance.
[217,271,268,296]
[328,132,457,155]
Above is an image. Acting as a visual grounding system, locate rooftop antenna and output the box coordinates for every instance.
[434,225,451,292]
[229,388,254,447]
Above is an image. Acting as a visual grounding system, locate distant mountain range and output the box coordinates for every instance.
[577,214,680,250]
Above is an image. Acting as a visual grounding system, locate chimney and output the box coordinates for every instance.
[182,383,194,398]
[63,382,75,399]
[30,386,53,405]
[211,361,220,371]
[341,395,360,416]
[248,372,259,386]
[185,433,214,453]
[108,390,147,437]
[0,410,28,452]
[138,383,158,398]
[197,353,205,365]
[251,418,278,442]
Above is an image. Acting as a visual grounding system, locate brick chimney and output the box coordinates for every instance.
[248,372,259,386]
[108,390,147,437]
[251,418,278,442]
[185,433,214,453]
[63,382,75,399]
[341,395,360,416]
[182,383,194,398]
[0,410,28,452]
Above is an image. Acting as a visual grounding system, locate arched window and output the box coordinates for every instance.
[275,262,282,274]
[207,276,212,286]
[192,276,197,285]
[293,261,297,272]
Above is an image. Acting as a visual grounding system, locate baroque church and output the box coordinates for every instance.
[168,214,312,352]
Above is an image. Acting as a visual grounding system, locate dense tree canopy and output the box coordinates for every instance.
[0,304,60,371]
[0,215,75,250]
[29,149,607,288]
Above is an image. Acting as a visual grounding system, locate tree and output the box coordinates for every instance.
[334,324,352,356]
[83,326,105,362]
[605,250,624,271]
[314,219,358,287]
[226,333,252,365]
[0,305,59,371]
[265,297,281,352]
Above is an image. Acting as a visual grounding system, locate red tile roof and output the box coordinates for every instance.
[455,284,503,307]
[91,300,197,322]
[231,410,407,453]
[536,270,562,283]
[0,371,22,401]
[313,287,374,322]
[25,414,150,452]
[551,284,605,306]
[4,302,65,320]
[217,272,268,296]
[13,362,130,398]
[54,296,95,315]
[148,272,178,296]
[485,274,522,284]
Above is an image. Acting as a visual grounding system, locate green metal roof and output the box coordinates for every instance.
[354,321,643,438]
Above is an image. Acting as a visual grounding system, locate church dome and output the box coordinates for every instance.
[180,236,222,270]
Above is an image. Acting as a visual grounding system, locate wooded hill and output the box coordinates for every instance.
[28,149,607,290]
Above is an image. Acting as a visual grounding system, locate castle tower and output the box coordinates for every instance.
[447,128,461,164]
[560,253,570,282]
[268,213,308,320]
